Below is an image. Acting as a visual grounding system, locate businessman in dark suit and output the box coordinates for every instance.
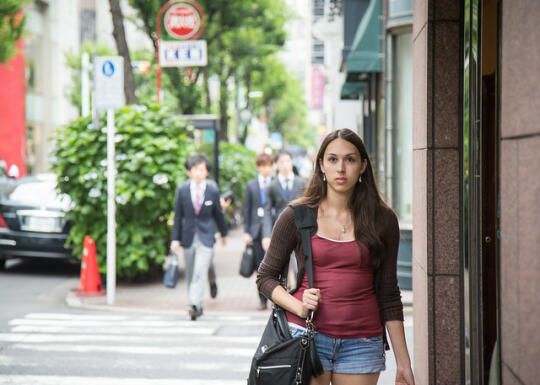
[243,153,274,310]
[261,150,307,291]
[261,150,307,248]
[171,154,228,320]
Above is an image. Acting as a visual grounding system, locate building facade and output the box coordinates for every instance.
[0,0,80,176]
[25,0,81,174]
[413,0,539,383]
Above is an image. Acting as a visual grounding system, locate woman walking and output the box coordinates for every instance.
[256,129,414,385]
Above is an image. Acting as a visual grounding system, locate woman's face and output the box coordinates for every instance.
[319,138,367,193]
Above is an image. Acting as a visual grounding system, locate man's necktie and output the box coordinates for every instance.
[282,178,290,199]
[259,179,266,205]
[194,184,201,214]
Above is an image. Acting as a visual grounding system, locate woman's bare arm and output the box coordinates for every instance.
[270,285,321,319]
[386,320,415,385]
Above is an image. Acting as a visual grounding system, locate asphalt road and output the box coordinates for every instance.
[0,258,81,325]
[0,258,266,384]
[0,257,414,384]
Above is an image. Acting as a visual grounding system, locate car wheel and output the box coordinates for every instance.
[0,258,6,270]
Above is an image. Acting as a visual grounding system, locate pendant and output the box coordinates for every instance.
[341,225,346,233]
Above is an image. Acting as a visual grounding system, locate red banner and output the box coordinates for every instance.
[0,41,27,177]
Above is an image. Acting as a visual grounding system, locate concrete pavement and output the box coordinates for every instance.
[66,227,413,316]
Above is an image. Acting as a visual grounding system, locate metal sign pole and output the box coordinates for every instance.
[106,108,116,305]
[94,56,124,306]
[214,121,219,184]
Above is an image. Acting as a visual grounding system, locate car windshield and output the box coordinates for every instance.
[8,180,70,209]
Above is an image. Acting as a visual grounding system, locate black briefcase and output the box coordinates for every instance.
[239,245,255,278]
[163,257,179,288]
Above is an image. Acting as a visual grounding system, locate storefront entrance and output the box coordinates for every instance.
[462,0,500,383]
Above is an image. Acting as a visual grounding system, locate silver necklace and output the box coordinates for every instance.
[320,206,350,233]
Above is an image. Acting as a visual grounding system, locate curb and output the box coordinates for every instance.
[66,290,414,317]
[65,290,272,318]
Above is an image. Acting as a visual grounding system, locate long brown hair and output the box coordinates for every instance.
[294,128,389,268]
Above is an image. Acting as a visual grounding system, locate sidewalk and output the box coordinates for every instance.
[66,227,413,315]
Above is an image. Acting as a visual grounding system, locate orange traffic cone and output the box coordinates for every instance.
[76,236,105,296]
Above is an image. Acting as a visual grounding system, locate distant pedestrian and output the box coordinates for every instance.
[256,129,414,385]
[261,150,307,290]
[261,150,307,250]
[242,153,274,310]
[171,154,228,320]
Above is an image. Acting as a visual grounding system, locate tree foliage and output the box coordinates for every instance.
[0,0,30,63]
[251,55,316,149]
[51,104,193,279]
[129,0,290,140]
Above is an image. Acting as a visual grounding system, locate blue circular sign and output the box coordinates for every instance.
[102,61,115,77]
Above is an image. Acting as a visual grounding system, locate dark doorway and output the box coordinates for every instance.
[462,0,500,383]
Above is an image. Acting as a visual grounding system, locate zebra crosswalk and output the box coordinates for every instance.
[0,311,268,384]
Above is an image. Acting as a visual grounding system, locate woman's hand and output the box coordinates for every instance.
[395,365,414,385]
[299,288,321,318]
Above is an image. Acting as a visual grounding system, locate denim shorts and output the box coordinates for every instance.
[288,322,385,374]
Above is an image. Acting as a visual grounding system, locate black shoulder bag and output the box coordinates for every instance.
[247,205,323,385]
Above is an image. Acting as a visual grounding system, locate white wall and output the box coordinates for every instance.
[334,100,362,133]
[49,0,80,128]
[25,0,80,173]
[280,0,311,108]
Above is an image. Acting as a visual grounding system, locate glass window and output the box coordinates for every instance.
[312,43,324,53]
[391,31,413,227]
[312,0,325,16]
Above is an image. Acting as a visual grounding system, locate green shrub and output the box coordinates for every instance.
[51,104,194,280]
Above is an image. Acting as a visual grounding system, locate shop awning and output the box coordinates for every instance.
[342,0,371,63]
[340,81,366,100]
[345,0,382,76]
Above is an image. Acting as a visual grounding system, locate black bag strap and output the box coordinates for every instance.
[291,205,324,378]
[274,204,318,331]
[291,204,318,288]
[291,204,318,324]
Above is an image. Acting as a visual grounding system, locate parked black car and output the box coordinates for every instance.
[0,174,74,269]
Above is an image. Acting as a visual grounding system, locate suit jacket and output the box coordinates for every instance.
[243,177,270,239]
[262,175,307,238]
[172,179,228,248]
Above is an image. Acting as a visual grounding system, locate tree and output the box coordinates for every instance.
[0,0,30,63]
[129,0,289,140]
[109,0,139,104]
[251,55,316,149]
[128,0,204,115]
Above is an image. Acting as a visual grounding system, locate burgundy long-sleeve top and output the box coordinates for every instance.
[256,205,404,331]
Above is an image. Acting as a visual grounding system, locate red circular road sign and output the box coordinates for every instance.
[164,2,205,40]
